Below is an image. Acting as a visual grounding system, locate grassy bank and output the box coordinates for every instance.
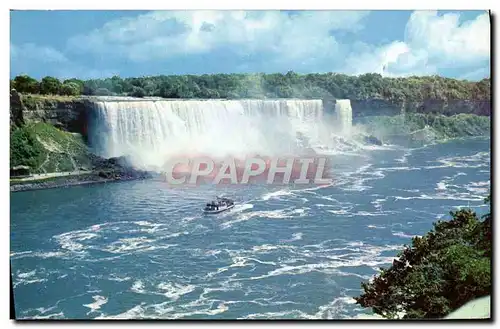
[21,93,82,112]
[10,122,91,174]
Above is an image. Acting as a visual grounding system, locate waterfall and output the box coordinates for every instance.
[334,99,353,136]
[89,99,334,169]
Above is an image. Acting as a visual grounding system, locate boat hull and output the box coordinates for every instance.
[203,204,235,214]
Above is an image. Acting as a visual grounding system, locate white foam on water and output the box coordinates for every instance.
[83,295,108,314]
[424,152,490,170]
[53,230,100,253]
[223,243,401,284]
[232,203,254,212]
[108,274,131,282]
[251,244,295,253]
[311,296,358,319]
[131,280,146,294]
[395,194,485,202]
[22,312,65,319]
[395,151,411,164]
[221,206,308,229]
[367,225,386,229]
[392,232,420,239]
[157,282,196,300]
[371,197,388,210]
[96,304,147,319]
[436,181,447,190]
[13,269,50,288]
[132,221,165,233]
[352,210,399,217]
[104,237,157,254]
[380,166,421,172]
[240,309,308,319]
[291,232,303,241]
[10,250,33,257]
[13,278,48,288]
[17,270,36,279]
[261,189,293,201]
[279,233,304,243]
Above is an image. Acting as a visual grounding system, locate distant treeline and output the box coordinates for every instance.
[10,72,490,102]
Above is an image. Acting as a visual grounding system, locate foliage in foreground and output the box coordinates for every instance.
[355,198,492,319]
[10,72,490,102]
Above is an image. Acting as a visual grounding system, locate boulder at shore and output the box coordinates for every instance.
[363,135,383,146]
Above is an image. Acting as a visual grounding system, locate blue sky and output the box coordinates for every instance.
[10,10,490,80]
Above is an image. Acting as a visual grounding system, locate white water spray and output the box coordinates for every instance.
[91,99,340,169]
[334,100,353,136]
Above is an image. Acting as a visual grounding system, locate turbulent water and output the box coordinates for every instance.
[11,134,490,319]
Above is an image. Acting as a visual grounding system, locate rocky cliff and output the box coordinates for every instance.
[10,91,90,138]
[10,90,24,126]
[350,99,491,119]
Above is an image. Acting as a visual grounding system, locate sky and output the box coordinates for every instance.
[10,10,491,81]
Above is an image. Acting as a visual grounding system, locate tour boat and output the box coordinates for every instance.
[203,196,235,214]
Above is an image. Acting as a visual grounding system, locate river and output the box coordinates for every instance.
[10,137,490,319]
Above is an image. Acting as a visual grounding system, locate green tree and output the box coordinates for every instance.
[60,82,81,96]
[12,71,490,101]
[12,75,40,94]
[94,88,112,96]
[130,86,146,98]
[63,78,85,94]
[40,76,62,95]
[355,204,492,319]
[83,80,99,95]
[10,126,44,168]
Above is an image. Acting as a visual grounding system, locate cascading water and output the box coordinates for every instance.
[89,99,346,169]
[334,99,353,136]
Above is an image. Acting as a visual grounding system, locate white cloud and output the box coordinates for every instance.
[67,10,369,63]
[343,10,490,77]
[10,43,116,79]
[11,43,69,63]
[405,10,490,65]
[54,67,119,80]
[11,11,490,79]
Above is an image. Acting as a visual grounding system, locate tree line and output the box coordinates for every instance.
[10,72,491,102]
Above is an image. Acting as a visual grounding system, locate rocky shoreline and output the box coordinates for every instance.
[10,173,151,193]
[10,155,154,193]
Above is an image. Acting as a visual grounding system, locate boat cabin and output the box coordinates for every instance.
[204,197,234,212]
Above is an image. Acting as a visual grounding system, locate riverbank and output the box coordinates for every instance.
[10,169,152,193]
[10,172,150,193]
[10,154,153,193]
